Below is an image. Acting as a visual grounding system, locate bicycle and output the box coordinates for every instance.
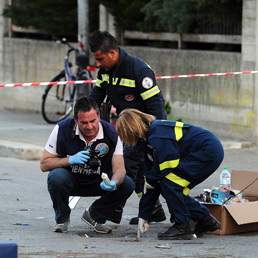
[41,38,96,124]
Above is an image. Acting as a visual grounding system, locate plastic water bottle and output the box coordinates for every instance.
[220,167,231,186]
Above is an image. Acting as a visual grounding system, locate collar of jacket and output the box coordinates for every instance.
[109,47,128,77]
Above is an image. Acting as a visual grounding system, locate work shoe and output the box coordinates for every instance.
[107,206,123,224]
[53,219,70,233]
[158,223,192,240]
[81,209,112,234]
[193,214,221,237]
[129,200,166,225]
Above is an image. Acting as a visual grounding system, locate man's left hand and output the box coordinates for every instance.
[100,180,117,191]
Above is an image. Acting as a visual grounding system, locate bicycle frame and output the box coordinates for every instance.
[41,38,96,124]
[64,55,76,103]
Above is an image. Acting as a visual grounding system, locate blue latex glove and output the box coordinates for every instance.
[100,180,117,191]
[69,150,90,165]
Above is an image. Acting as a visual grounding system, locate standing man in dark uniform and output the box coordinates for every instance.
[89,30,167,224]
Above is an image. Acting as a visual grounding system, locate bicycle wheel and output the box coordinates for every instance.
[41,70,76,124]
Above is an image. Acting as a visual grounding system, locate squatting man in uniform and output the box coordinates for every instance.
[40,96,134,234]
[116,108,224,240]
[89,30,167,225]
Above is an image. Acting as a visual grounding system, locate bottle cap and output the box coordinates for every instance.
[224,167,228,169]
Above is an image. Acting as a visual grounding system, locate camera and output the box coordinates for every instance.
[87,149,101,171]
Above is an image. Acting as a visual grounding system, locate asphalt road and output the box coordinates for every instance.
[1,110,258,258]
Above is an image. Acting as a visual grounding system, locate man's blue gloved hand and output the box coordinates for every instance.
[100,180,117,191]
[69,150,90,165]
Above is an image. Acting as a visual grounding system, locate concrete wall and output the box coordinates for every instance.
[0,38,71,112]
[99,4,115,36]
[125,47,249,141]
[0,0,257,144]
[0,38,249,142]
[0,1,6,89]
[240,0,257,144]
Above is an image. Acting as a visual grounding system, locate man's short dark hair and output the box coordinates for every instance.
[74,96,99,119]
[89,30,119,53]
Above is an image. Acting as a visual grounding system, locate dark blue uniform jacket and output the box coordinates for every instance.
[137,120,220,182]
[90,48,167,120]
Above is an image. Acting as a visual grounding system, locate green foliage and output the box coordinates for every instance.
[3,0,77,35]
[97,0,242,34]
[98,0,149,31]
[140,0,193,33]
[2,0,242,38]
[2,0,99,37]
[141,0,242,33]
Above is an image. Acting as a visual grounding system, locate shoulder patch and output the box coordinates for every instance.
[142,77,153,89]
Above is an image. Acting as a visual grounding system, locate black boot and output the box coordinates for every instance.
[129,199,166,225]
[158,223,192,240]
[193,214,221,237]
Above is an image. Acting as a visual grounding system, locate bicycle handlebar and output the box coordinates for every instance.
[57,38,75,49]
[55,37,97,70]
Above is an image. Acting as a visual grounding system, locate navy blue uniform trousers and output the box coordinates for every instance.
[139,139,224,224]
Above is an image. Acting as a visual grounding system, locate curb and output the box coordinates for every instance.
[222,141,254,150]
[0,141,254,161]
[0,140,44,160]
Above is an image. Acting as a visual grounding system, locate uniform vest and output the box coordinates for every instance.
[56,118,118,184]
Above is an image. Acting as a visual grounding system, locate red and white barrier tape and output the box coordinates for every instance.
[1,70,258,88]
[0,79,97,88]
[155,70,258,79]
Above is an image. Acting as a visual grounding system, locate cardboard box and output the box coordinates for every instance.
[203,170,258,235]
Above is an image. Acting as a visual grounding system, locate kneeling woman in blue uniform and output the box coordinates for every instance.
[116,108,224,240]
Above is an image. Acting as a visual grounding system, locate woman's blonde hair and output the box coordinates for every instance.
[116,108,155,147]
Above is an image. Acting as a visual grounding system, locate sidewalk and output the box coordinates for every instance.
[0,110,253,161]
[0,110,56,160]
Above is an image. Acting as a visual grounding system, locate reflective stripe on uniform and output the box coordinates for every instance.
[136,192,143,199]
[102,74,109,82]
[160,159,180,171]
[119,78,135,87]
[96,74,109,87]
[183,187,190,196]
[140,85,160,100]
[165,172,190,188]
[112,78,135,87]
[163,122,189,195]
[96,78,101,87]
[175,121,184,141]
